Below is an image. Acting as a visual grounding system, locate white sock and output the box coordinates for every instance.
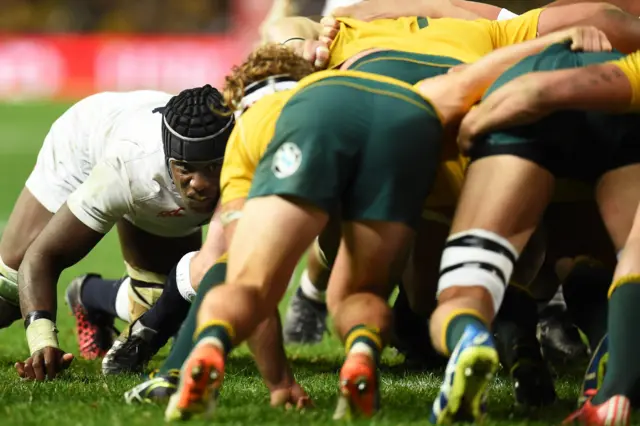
[300,269,326,303]
[115,278,131,322]
[349,341,374,358]
[0,254,19,304]
[198,336,225,352]
[176,251,197,303]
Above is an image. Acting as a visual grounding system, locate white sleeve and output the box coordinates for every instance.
[67,158,134,234]
[497,8,519,21]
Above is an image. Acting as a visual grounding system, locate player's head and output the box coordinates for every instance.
[223,43,315,110]
[162,84,234,214]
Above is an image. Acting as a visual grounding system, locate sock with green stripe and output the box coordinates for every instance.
[158,262,227,375]
[345,324,382,364]
[445,313,487,354]
[593,280,640,405]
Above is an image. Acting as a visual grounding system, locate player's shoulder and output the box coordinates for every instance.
[105,90,173,159]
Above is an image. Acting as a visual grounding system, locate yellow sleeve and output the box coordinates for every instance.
[220,94,287,205]
[487,8,543,48]
[220,125,255,206]
[608,51,640,110]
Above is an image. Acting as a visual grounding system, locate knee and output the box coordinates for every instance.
[189,251,216,290]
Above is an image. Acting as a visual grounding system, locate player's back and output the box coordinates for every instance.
[58,90,173,167]
[329,9,541,67]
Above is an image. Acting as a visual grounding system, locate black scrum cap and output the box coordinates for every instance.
[162,84,234,164]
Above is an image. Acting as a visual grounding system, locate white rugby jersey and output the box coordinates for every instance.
[63,91,213,237]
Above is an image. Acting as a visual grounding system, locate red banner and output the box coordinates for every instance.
[0,35,252,100]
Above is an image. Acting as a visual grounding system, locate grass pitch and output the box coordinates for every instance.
[0,102,621,425]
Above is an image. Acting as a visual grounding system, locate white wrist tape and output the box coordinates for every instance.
[220,210,243,227]
[26,318,59,355]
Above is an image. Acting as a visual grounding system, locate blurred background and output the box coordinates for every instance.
[0,0,550,100]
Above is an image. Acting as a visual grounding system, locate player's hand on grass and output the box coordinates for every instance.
[553,26,612,52]
[457,75,546,153]
[15,347,74,381]
[269,381,313,410]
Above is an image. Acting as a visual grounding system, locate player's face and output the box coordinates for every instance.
[169,160,222,214]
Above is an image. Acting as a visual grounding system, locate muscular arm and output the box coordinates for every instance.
[416,27,597,122]
[537,2,640,53]
[329,0,484,21]
[261,16,322,44]
[534,63,632,113]
[450,0,502,19]
[19,204,104,317]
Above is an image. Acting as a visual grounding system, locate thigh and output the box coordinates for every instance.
[596,164,640,252]
[452,156,554,252]
[117,219,202,276]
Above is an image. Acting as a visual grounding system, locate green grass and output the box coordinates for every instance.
[0,102,622,425]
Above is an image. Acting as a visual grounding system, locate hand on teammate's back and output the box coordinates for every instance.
[552,25,612,52]
[15,346,74,381]
[457,75,546,153]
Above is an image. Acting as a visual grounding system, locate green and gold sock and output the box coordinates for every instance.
[443,309,487,355]
[344,324,383,364]
[593,275,640,405]
[159,261,227,374]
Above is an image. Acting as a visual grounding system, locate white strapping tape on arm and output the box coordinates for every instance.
[26,318,59,355]
[220,210,244,227]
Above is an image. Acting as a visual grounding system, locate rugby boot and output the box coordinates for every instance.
[283,287,327,344]
[124,369,180,404]
[495,320,556,407]
[333,353,379,420]
[102,318,159,375]
[430,324,499,425]
[510,358,557,407]
[563,394,630,426]
[165,341,225,421]
[65,274,118,360]
[578,334,608,406]
[391,290,446,370]
[538,305,588,362]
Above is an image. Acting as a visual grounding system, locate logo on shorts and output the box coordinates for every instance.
[272,142,302,179]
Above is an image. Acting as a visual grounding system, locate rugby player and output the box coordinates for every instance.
[160,26,608,421]
[430,43,640,425]
[270,3,615,406]
[6,85,233,380]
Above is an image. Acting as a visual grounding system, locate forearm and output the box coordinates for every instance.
[261,16,322,44]
[18,251,61,317]
[458,34,578,106]
[535,64,632,113]
[248,311,294,390]
[413,0,481,20]
[450,0,502,19]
